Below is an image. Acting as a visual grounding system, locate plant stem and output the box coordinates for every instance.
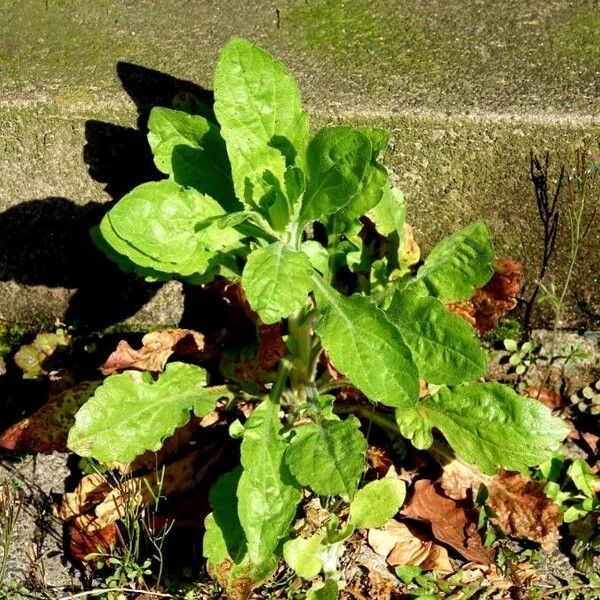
[539,154,590,393]
[334,403,399,437]
[269,358,293,405]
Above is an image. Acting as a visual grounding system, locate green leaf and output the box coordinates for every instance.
[396,383,569,474]
[307,579,339,600]
[237,397,302,577]
[349,478,406,529]
[284,416,367,498]
[214,37,309,207]
[313,277,420,408]
[101,180,243,282]
[91,225,179,283]
[67,363,223,463]
[301,126,372,223]
[387,288,487,385]
[412,221,494,302]
[108,180,238,260]
[241,242,313,324]
[147,107,238,211]
[203,468,246,567]
[283,532,326,579]
[336,127,390,222]
[369,185,405,237]
[301,240,329,277]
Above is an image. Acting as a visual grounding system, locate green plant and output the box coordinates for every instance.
[85,464,172,597]
[503,338,538,376]
[64,38,568,598]
[0,480,23,590]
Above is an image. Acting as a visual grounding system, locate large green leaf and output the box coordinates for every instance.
[147,107,238,210]
[387,288,487,385]
[214,37,309,207]
[412,221,494,302]
[67,363,225,463]
[241,242,313,324]
[237,397,302,578]
[349,478,406,529]
[396,383,569,474]
[300,126,372,223]
[108,180,239,261]
[97,217,220,283]
[284,416,367,498]
[313,277,420,408]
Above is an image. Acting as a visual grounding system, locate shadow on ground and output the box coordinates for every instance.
[0,64,215,424]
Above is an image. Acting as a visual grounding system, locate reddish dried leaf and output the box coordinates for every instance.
[69,521,118,563]
[487,470,561,551]
[448,258,523,334]
[101,329,208,375]
[402,479,494,564]
[0,381,99,453]
[524,386,563,409]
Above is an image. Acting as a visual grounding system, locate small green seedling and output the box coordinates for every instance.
[65,38,568,597]
[503,338,538,376]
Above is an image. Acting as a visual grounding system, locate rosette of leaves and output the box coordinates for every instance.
[68,38,568,597]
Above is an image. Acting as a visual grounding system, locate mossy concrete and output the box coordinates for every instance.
[1,0,599,328]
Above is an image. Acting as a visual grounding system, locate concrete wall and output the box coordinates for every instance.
[1,0,599,328]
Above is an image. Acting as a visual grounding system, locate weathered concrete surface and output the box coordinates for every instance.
[0,452,84,596]
[0,0,599,328]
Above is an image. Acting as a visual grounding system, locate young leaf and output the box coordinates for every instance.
[241,242,313,324]
[147,107,238,210]
[349,478,406,529]
[67,363,224,463]
[307,579,339,600]
[283,532,326,579]
[396,383,569,474]
[214,37,309,207]
[203,468,246,568]
[412,221,494,302]
[300,126,372,223]
[237,397,302,577]
[387,288,487,385]
[284,416,367,498]
[313,277,420,408]
[369,184,406,237]
[335,126,390,222]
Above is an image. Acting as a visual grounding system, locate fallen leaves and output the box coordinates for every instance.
[448,258,523,334]
[439,458,562,551]
[0,381,100,453]
[487,471,562,551]
[100,328,209,375]
[402,479,494,564]
[368,519,452,572]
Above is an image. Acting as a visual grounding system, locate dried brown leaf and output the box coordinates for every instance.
[101,329,208,375]
[448,258,523,334]
[402,479,494,564]
[368,519,452,573]
[487,470,561,551]
[0,381,100,453]
[525,386,563,409]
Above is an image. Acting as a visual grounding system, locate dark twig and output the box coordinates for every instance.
[522,151,565,335]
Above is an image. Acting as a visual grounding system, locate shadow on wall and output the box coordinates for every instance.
[0,62,214,331]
